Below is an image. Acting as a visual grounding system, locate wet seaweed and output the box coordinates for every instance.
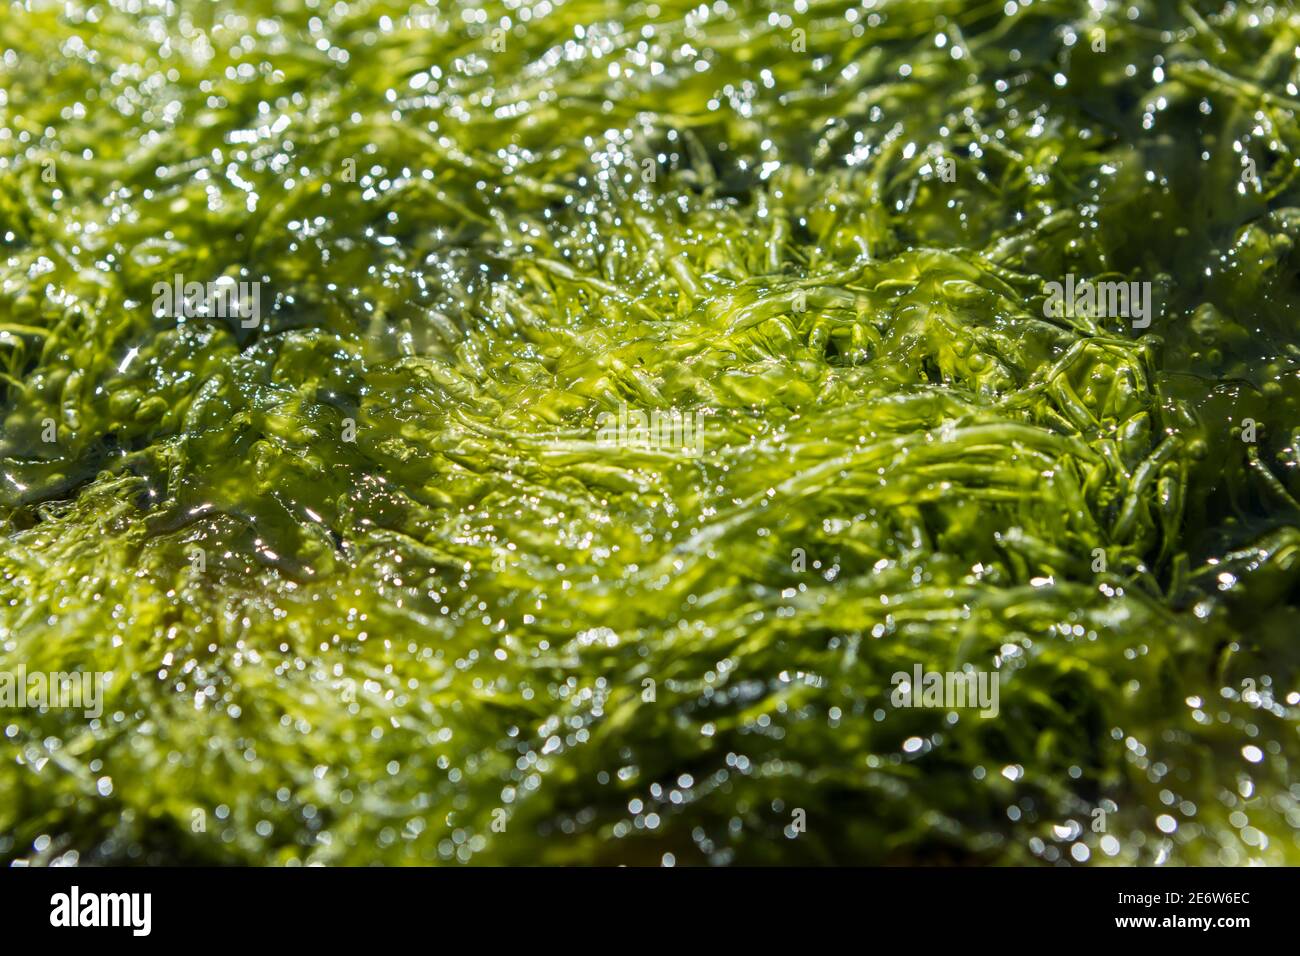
[0,0,1298,865]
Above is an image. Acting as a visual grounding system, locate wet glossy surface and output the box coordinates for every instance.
[0,0,1297,864]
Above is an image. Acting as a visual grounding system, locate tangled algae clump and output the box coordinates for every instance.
[1,0,1300,864]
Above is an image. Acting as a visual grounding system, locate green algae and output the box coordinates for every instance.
[0,0,1298,865]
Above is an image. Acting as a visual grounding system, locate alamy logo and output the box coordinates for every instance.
[596,403,705,456]
[0,666,103,718]
[890,664,1000,718]
[152,274,261,327]
[1044,274,1151,329]
[50,886,151,936]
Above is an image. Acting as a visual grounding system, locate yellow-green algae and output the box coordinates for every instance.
[1,0,1299,864]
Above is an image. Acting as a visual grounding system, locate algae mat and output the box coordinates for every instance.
[1,0,1298,865]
